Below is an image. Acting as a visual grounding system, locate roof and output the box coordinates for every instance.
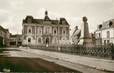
[0,25,9,33]
[96,19,114,31]
[23,11,69,25]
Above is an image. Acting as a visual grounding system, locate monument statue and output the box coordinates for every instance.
[78,16,93,47]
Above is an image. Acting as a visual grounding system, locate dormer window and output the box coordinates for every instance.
[26,16,33,23]
[99,24,102,29]
[109,21,113,27]
[27,18,32,23]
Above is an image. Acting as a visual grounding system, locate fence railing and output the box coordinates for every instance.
[27,45,114,60]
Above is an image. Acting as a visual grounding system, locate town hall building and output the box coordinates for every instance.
[22,11,70,47]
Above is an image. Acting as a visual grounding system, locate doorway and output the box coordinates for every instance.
[46,38,49,44]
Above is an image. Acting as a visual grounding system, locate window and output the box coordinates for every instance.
[45,27,49,34]
[107,40,110,44]
[54,38,57,43]
[29,29,31,33]
[104,40,106,45]
[63,31,65,34]
[38,38,41,43]
[54,30,56,34]
[39,30,42,34]
[38,28,42,34]
[99,33,101,38]
[99,25,102,29]
[38,29,42,34]
[28,38,31,43]
[107,31,110,38]
[27,18,32,23]
[19,38,21,40]
[109,21,113,27]
[46,38,49,44]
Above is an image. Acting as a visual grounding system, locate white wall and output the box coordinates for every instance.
[95,28,114,45]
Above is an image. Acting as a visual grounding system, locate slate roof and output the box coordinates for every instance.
[23,15,69,25]
[97,19,114,30]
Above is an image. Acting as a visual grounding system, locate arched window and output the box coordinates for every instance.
[28,38,31,43]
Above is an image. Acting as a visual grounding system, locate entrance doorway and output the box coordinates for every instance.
[46,38,49,44]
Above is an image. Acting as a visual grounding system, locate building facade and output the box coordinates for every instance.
[22,11,70,47]
[95,19,114,46]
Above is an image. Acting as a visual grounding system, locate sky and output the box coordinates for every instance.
[0,0,114,35]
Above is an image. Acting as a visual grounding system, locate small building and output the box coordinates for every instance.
[95,19,114,46]
[22,11,70,47]
[9,34,22,47]
[0,25,10,47]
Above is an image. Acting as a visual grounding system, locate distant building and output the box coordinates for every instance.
[22,11,70,47]
[9,34,22,47]
[95,19,114,46]
[0,25,10,47]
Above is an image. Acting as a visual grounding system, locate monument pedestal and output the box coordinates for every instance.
[79,38,93,47]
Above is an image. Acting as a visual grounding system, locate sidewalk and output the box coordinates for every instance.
[20,48,114,72]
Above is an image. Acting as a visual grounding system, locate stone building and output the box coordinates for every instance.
[0,25,10,47]
[22,11,70,47]
[95,19,114,46]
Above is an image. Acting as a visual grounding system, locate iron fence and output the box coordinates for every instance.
[28,44,114,60]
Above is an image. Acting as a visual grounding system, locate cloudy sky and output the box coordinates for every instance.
[0,0,114,35]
